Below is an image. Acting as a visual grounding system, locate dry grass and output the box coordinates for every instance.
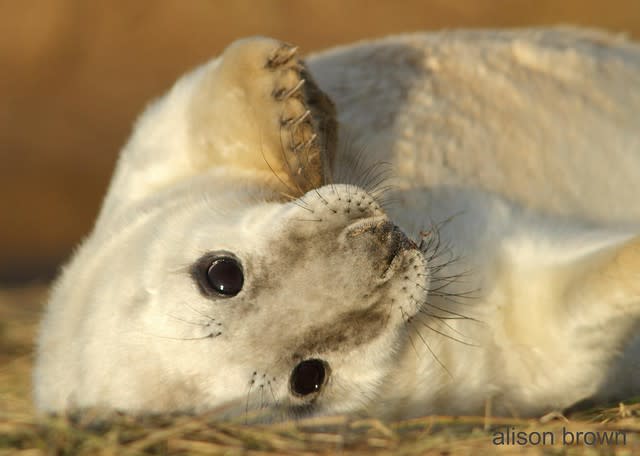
[3,405,640,455]
[2,285,640,454]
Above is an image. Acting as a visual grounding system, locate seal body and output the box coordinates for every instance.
[35,29,640,420]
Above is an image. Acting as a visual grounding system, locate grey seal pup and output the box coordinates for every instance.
[35,28,640,420]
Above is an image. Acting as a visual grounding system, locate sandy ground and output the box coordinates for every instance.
[0,285,46,415]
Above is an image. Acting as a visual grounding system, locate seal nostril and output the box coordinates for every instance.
[290,359,327,396]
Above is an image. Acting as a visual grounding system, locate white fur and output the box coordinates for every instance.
[35,28,640,420]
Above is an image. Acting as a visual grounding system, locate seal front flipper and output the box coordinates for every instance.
[98,37,337,220]
[189,37,337,195]
[269,42,337,192]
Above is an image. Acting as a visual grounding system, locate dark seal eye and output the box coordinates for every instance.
[206,257,244,296]
[290,359,328,397]
[193,253,244,297]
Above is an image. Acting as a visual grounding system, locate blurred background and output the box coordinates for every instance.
[3,0,640,284]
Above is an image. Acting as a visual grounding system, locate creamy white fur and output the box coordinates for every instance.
[35,28,640,420]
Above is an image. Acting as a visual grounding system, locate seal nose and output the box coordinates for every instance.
[343,219,417,277]
[346,219,416,252]
[379,221,417,251]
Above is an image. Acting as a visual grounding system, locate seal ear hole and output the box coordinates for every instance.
[290,359,329,397]
[193,252,244,298]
